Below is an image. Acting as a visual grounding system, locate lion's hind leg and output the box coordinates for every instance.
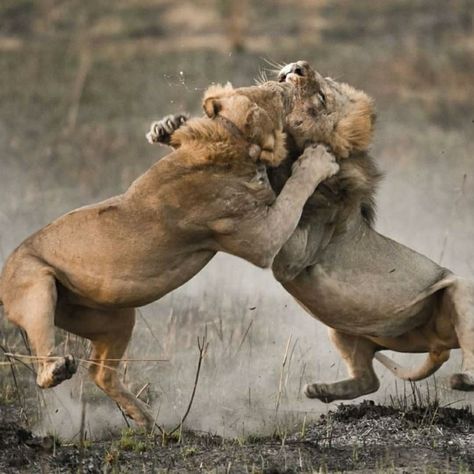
[443,277,474,390]
[305,329,379,402]
[56,305,154,428]
[2,255,77,388]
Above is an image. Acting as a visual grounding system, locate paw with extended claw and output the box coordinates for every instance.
[146,113,189,145]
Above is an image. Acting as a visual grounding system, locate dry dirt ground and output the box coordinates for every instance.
[1,400,473,473]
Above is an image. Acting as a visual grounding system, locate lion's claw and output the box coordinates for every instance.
[146,113,189,145]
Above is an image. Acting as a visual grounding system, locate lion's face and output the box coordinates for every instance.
[278,61,375,158]
[202,84,286,167]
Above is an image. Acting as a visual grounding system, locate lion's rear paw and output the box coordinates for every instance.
[146,113,189,145]
[36,355,77,389]
[450,372,474,391]
[304,383,334,403]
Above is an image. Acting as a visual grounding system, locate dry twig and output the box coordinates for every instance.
[167,330,209,438]
[276,335,292,415]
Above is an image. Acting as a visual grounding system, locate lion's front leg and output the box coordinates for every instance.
[146,113,189,146]
[213,145,339,268]
[272,150,338,282]
[272,219,334,282]
[305,329,380,402]
[272,225,311,282]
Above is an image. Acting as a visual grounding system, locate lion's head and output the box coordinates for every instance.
[278,61,376,159]
[201,84,287,167]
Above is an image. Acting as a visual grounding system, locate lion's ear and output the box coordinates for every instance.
[203,97,222,118]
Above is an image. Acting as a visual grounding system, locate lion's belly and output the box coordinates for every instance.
[280,225,448,337]
[27,198,216,308]
[283,265,436,338]
[57,250,216,308]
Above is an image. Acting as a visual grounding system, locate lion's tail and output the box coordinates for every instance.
[374,350,450,381]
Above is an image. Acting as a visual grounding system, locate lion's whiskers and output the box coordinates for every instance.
[261,58,287,78]
[255,69,269,85]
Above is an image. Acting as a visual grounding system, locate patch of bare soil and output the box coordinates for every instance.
[1,400,473,473]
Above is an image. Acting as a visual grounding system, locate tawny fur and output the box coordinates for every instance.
[139,62,474,404]
[152,61,474,402]
[272,61,474,401]
[0,82,339,427]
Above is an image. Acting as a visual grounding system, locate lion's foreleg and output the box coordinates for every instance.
[272,226,311,282]
[218,145,339,268]
[305,329,379,402]
[273,216,335,282]
[444,278,474,391]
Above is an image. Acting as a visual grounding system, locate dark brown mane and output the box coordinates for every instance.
[268,150,382,227]
[335,151,382,226]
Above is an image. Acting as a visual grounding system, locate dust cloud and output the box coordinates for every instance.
[33,122,474,439]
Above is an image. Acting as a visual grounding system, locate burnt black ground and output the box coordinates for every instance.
[1,400,473,473]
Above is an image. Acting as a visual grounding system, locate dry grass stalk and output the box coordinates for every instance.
[147,330,208,440]
[167,330,209,438]
[275,335,292,415]
[78,396,87,467]
[3,352,168,373]
[0,342,27,422]
[65,48,92,134]
[135,382,150,400]
[235,319,253,354]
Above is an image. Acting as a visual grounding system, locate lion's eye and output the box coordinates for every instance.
[317,91,326,106]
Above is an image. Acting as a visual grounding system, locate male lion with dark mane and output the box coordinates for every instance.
[155,60,474,404]
[0,81,338,427]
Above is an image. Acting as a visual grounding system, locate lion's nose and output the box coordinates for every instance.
[278,62,307,82]
[292,65,304,76]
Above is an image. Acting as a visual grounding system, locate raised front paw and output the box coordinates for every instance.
[292,144,339,181]
[146,113,189,145]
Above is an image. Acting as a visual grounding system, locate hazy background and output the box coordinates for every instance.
[0,0,473,439]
